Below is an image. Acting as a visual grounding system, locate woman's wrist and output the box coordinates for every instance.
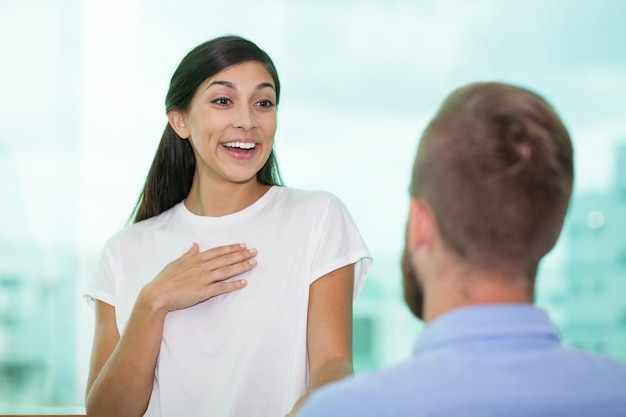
[136,283,169,319]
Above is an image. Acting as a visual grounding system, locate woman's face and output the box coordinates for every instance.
[176,61,277,186]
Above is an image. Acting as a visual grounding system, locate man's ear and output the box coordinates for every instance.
[407,198,435,253]
[167,110,190,139]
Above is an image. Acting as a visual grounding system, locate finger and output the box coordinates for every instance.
[167,242,200,269]
[203,279,248,299]
[202,248,258,272]
[205,257,257,284]
[185,242,200,256]
[197,243,248,261]
[162,242,199,270]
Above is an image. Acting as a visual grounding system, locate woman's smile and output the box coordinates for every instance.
[221,139,261,160]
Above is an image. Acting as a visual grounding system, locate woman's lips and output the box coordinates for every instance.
[221,141,259,160]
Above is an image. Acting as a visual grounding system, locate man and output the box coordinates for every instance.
[298,82,626,416]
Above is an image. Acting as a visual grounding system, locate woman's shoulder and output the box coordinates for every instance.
[277,186,344,207]
[104,202,182,247]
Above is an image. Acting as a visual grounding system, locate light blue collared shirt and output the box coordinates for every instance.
[299,304,626,417]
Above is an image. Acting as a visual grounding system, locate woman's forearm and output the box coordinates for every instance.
[307,356,353,392]
[86,289,166,417]
[288,357,353,416]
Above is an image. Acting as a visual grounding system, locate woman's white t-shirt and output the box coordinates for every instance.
[84,186,372,417]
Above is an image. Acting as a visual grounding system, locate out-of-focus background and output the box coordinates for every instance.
[1,0,625,413]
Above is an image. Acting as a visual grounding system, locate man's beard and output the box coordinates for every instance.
[402,240,424,320]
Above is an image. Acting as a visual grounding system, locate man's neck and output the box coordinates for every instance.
[422,259,533,323]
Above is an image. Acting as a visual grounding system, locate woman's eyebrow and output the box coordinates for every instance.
[206,80,236,90]
[257,82,275,92]
[206,80,275,92]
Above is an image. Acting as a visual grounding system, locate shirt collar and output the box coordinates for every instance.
[413,304,561,355]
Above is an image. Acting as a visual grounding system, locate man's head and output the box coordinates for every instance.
[403,82,574,320]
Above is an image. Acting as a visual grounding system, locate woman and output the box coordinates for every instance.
[84,35,371,417]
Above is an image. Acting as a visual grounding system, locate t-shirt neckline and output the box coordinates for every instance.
[177,185,279,225]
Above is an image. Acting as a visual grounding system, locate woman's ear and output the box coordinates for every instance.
[167,110,190,139]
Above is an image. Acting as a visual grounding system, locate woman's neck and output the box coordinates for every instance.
[184,178,271,217]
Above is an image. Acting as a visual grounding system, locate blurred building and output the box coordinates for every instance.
[0,0,82,408]
[0,146,79,406]
[558,142,626,362]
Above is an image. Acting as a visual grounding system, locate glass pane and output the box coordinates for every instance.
[1,0,625,412]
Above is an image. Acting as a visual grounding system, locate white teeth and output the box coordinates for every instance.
[223,141,257,150]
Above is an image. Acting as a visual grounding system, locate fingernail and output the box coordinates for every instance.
[248,259,257,265]
[239,279,247,286]
[248,248,257,255]
[239,243,247,249]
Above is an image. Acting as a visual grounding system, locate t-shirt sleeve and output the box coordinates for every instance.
[83,237,118,309]
[309,193,373,300]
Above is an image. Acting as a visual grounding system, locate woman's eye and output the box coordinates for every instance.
[256,99,275,108]
[212,97,231,106]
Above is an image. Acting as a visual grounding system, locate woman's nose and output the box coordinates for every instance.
[234,106,258,131]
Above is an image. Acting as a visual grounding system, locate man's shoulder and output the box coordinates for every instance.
[299,360,427,416]
[298,343,626,416]
[558,345,626,384]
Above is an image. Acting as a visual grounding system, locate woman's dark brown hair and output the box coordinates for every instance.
[130,35,283,223]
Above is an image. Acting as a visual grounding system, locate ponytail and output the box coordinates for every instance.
[130,124,195,223]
